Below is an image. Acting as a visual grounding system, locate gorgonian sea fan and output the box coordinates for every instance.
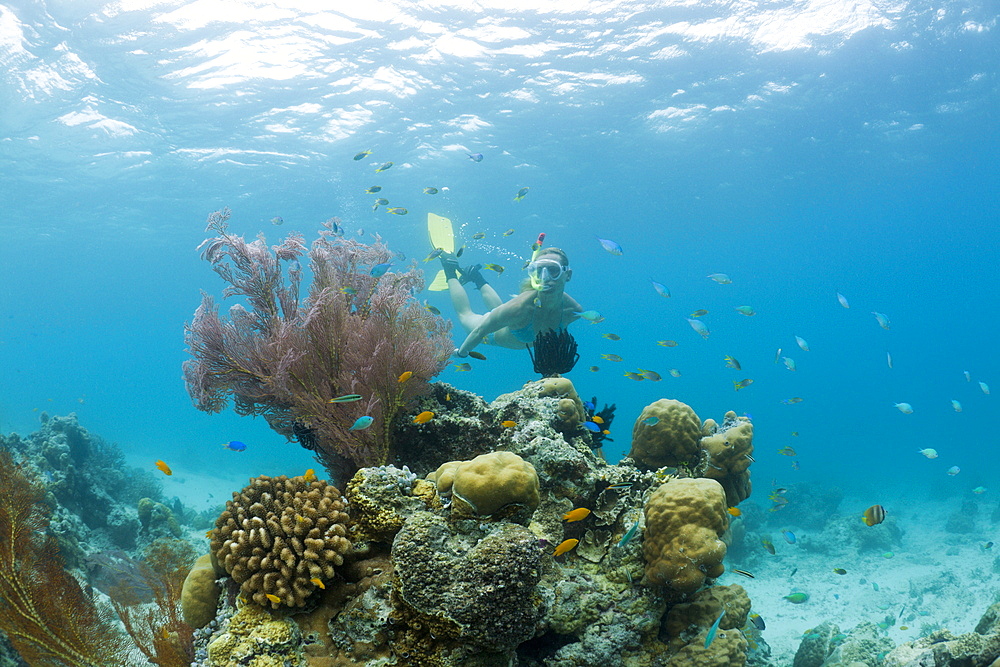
[183,208,453,480]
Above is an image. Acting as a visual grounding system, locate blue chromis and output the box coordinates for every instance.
[453,363,472,371]
[222,440,247,452]
[650,279,670,297]
[733,378,754,391]
[687,318,710,339]
[467,152,484,162]
[270,216,283,226]
[374,161,393,172]
[387,207,408,215]
[349,416,374,431]
[734,305,755,316]
[423,187,439,194]
[707,273,732,284]
[595,236,623,256]
[704,609,726,649]
[365,186,382,193]
[370,262,393,276]
[781,530,796,544]
[872,311,891,329]
[617,520,641,548]
[513,187,530,201]
[353,150,372,160]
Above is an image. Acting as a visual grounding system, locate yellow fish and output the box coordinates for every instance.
[553,538,579,557]
[502,228,515,236]
[304,468,317,482]
[205,530,213,538]
[602,333,621,341]
[727,507,742,517]
[592,415,604,424]
[733,378,754,391]
[413,411,435,424]
[398,371,413,383]
[265,593,281,604]
[601,353,623,362]
[563,508,591,522]
[311,577,325,589]
[155,460,172,476]
[484,263,505,274]
[689,309,709,318]
[501,420,517,428]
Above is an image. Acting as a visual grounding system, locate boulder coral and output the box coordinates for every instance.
[536,376,586,431]
[699,411,754,506]
[181,553,222,629]
[441,451,540,520]
[209,474,351,609]
[643,477,729,593]
[629,398,705,469]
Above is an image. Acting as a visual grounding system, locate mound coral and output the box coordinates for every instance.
[699,411,754,506]
[209,474,351,609]
[537,377,586,432]
[643,477,729,593]
[629,398,705,469]
[433,451,540,520]
[184,209,453,480]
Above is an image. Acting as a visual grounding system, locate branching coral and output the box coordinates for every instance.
[183,209,453,478]
[0,450,134,666]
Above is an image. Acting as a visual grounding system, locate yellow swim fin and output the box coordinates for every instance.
[427,212,455,291]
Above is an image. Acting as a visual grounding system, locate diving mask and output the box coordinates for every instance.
[527,259,567,283]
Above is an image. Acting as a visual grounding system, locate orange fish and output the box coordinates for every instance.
[265,593,281,604]
[304,468,317,482]
[310,577,325,589]
[155,460,172,476]
[398,371,413,383]
[553,538,579,557]
[501,420,517,428]
[413,411,435,424]
[563,508,591,522]
[727,507,742,517]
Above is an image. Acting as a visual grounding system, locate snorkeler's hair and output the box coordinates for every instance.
[538,247,569,267]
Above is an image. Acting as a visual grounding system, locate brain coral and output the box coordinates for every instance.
[629,399,705,469]
[450,451,540,519]
[210,474,351,608]
[643,478,729,593]
[700,411,754,506]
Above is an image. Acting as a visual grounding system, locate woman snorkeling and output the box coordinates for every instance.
[440,242,583,358]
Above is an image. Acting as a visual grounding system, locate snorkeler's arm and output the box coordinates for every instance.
[563,293,584,322]
[455,301,523,356]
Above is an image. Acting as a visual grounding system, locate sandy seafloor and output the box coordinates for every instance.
[154,457,998,665]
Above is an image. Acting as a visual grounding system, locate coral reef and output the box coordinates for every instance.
[184,210,453,480]
[206,605,304,666]
[445,451,540,520]
[643,477,729,592]
[536,376,586,432]
[629,398,705,469]
[699,411,754,506]
[210,474,351,608]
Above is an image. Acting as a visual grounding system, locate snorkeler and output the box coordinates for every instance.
[441,244,583,358]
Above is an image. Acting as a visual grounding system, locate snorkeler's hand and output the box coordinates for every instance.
[454,348,469,358]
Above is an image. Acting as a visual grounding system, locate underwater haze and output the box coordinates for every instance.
[0,0,998,659]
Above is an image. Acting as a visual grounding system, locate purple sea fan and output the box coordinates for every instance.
[184,210,453,481]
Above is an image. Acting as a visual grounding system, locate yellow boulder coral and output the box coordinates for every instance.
[450,451,540,518]
[630,399,704,469]
[643,478,729,593]
[536,377,585,430]
[181,553,221,629]
[700,411,754,506]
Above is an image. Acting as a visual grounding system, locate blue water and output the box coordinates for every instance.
[1,1,997,502]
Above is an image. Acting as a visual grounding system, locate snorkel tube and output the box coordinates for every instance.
[529,232,546,292]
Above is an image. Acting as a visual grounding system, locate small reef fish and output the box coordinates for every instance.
[513,187,530,202]
[704,609,726,649]
[689,309,709,318]
[589,366,600,372]
[894,402,913,414]
[981,381,991,395]
[603,333,621,341]
[837,292,850,308]
[471,232,486,240]
[502,228,515,236]
[760,537,776,555]
[606,481,634,491]
[872,311,891,329]
[732,569,753,578]
[468,351,487,360]
[311,577,325,589]
[668,369,682,377]
[734,305,755,316]
[353,150,372,160]
[617,520,641,548]
[951,400,962,412]
[601,354,623,362]
[467,152,484,162]
[584,421,603,432]
[657,340,678,347]
[947,466,961,476]
[724,356,741,370]
[349,416,374,431]
[784,592,809,604]
[918,448,938,459]
[412,411,434,424]
[501,420,517,428]
[553,538,579,557]
[372,198,388,211]
[964,370,971,381]
[642,416,660,426]
[639,369,662,381]
[623,371,645,381]
[782,357,797,371]
[339,287,357,295]
[374,161,393,172]
[304,469,317,482]
[483,263,505,274]
[595,236,623,255]
[221,441,247,452]
[983,542,995,550]
[750,613,766,631]
[794,336,809,351]
[778,446,797,456]
[398,371,413,383]
[563,508,591,522]
[727,507,742,517]
[687,318,710,339]
[155,460,172,476]
[781,530,796,544]
[973,486,987,494]
[863,504,886,526]
[387,207,408,215]
[774,348,782,363]
[781,397,804,404]
[365,186,382,193]
[265,593,281,604]
[650,280,670,297]
[424,248,445,262]
[270,216,283,226]
[453,363,472,371]
[370,262,393,277]
[592,416,604,424]
[887,351,893,369]
[329,394,363,403]
[707,273,732,284]
[833,568,847,575]
[579,310,604,323]
[423,187,439,195]
[733,378,754,391]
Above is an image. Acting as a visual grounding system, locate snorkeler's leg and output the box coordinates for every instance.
[446,278,485,331]
[480,283,503,310]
